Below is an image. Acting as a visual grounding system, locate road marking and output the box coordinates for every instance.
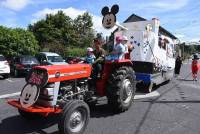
[181,83,200,89]
[6,79,14,83]
[134,91,160,100]
[0,90,160,100]
[0,92,20,99]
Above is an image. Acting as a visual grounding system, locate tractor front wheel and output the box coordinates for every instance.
[106,66,136,112]
[58,100,90,134]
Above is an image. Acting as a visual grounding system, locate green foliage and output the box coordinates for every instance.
[179,42,200,59]
[73,12,94,47]
[66,47,87,57]
[0,26,39,57]
[29,11,94,56]
[96,33,103,39]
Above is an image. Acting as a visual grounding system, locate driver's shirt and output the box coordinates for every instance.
[94,48,106,59]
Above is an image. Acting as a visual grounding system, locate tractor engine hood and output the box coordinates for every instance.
[26,64,92,87]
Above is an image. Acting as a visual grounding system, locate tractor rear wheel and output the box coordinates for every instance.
[58,100,90,134]
[106,66,136,112]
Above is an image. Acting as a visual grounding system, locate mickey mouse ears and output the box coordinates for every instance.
[101,4,119,16]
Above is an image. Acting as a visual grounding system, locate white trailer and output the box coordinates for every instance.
[115,19,176,92]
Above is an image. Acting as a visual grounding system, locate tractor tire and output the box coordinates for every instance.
[58,100,90,134]
[18,109,42,120]
[106,66,136,112]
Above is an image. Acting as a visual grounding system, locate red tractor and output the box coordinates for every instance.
[8,59,136,134]
[8,4,136,134]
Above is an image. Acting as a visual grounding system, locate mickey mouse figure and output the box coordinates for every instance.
[101,4,119,29]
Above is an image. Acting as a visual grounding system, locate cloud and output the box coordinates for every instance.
[175,34,185,38]
[189,38,200,42]
[32,7,115,36]
[174,22,200,42]
[151,0,189,10]
[129,0,190,14]
[32,7,86,20]
[0,8,17,27]
[0,0,30,11]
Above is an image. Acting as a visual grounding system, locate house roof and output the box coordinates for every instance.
[123,14,177,39]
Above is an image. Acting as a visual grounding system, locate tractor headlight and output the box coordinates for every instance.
[55,72,61,78]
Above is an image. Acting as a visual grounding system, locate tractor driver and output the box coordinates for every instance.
[92,38,106,78]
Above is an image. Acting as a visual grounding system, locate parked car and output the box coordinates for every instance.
[10,55,40,77]
[65,56,86,64]
[36,52,67,65]
[0,55,10,78]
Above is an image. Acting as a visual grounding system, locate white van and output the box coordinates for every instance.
[36,52,67,65]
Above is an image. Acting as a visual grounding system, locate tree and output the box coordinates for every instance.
[29,11,95,56]
[0,26,39,58]
[29,11,74,49]
[74,12,94,47]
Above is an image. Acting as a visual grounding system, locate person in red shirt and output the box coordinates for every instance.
[191,54,199,81]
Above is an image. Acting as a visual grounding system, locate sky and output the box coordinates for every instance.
[0,0,199,42]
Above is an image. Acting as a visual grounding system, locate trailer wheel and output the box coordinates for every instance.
[58,100,90,134]
[18,109,42,120]
[143,82,154,93]
[106,66,136,112]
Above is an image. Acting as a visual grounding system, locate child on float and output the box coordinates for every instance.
[106,36,126,61]
[85,47,96,64]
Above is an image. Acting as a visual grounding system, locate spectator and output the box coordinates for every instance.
[191,54,199,81]
[174,56,182,78]
[85,47,96,64]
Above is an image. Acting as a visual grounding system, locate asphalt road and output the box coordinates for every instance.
[1,62,200,134]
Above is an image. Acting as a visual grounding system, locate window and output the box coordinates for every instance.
[22,57,39,64]
[40,55,47,62]
[14,57,20,63]
[158,37,168,50]
[37,54,46,62]
[0,56,5,61]
[47,56,64,62]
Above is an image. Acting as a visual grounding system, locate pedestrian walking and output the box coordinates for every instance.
[191,54,199,81]
[174,56,182,78]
